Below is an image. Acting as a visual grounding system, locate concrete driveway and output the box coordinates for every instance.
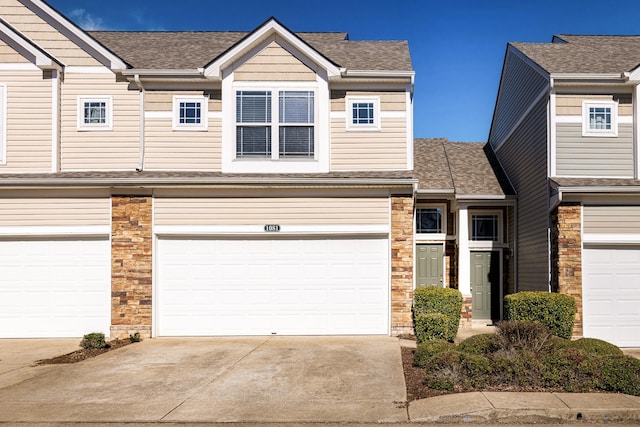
[0,336,407,423]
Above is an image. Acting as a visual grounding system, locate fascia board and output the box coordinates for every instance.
[558,185,640,194]
[21,0,128,70]
[627,64,640,82]
[204,18,340,79]
[551,72,627,81]
[0,18,61,69]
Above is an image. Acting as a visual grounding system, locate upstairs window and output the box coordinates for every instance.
[173,96,208,130]
[416,207,443,234]
[582,100,617,137]
[471,214,499,241]
[347,97,380,130]
[78,96,112,131]
[236,89,315,159]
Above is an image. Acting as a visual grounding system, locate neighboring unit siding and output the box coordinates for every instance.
[0,196,110,226]
[330,90,408,171]
[493,98,550,291]
[584,205,640,234]
[234,41,315,81]
[556,123,633,177]
[60,70,140,170]
[0,69,53,172]
[154,197,389,225]
[0,0,101,66]
[489,48,548,148]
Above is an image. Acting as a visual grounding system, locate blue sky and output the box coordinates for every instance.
[48,0,640,142]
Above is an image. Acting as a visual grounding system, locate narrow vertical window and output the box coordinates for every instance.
[279,91,314,158]
[236,91,272,158]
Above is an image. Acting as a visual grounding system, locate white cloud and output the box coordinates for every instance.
[69,9,106,31]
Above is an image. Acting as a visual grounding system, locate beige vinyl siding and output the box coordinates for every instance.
[0,197,110,226]
[234,41,315,81]
[584,205,640,234]
[556,123,633,177]
[60,71,140,170]
[489,48,549,148]
[0,0,101,66]
[0,70,52,172]
[154,197,389,225]
[555,94,633,116]
[145,90,222,112]
[144,118,221,170]
[330,91,406,112]
[493,97,550,292]
[0,40,29,63]
[330,117,407,170]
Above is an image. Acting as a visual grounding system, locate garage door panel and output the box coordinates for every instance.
[584,247,640,347]
[157,237,389,336]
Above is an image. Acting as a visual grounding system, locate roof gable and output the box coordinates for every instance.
[0,17,60,69]
[204,17,340,79]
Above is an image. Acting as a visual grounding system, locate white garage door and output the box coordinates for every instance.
[157,237,389,336]
[0,238,111,338]
[583,246,640,347]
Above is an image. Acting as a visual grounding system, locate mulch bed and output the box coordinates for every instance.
[35,339,134,365]
[401,346,453,401]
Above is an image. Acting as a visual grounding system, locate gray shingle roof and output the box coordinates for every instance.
[552,177,640,188]
[89,30,412,71]
[511,34,640,74]
[414,138,512,197]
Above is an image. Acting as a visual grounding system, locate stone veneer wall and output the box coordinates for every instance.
[552,203,583,338]
[460,297,472,328]
[111,196,153,339]
[391,196,414,335]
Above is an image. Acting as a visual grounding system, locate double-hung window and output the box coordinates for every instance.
[236,89,315,159]
[78,96,112,131]
[173,96,208,130]
[582,100,617,137]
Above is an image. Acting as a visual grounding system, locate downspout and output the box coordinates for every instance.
[134,74,145,172]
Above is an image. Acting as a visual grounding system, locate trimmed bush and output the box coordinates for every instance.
[504,291,576,339]
[414,339,455,368]
[80,332,109,350]
[569,338,623,357]
[413,286,462,342]
[597,355,640,396]
[457,333,498,355]
[424,350,492,391]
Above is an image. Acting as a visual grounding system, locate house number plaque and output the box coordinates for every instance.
[264,224,281,232]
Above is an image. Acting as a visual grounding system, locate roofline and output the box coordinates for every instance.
[455,194,514,201]
[551,72,628,81]
[21,0,129,70]
[555,185,640,194]
[0,17,62,70]
[416,189,455,195]
[340,70,415,79]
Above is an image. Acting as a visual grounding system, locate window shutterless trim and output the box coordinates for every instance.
[346,96,380,131]
[173,95,208,131]
[582,100,618,137]
[77,96,112,131]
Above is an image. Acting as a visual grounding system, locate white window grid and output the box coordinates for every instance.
[346,96,380,130]
[77,96,112,131]
[582,100,618,137]
[173,96,208,131]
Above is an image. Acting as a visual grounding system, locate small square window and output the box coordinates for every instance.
[582,100,617,137]
[471,214,499,241]
[77,97,112,131]
[346,97,380,130]
[173,96,208,130]
[416,207,443,234]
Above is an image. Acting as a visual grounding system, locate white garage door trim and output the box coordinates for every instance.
[0,235,111,338]
[583,245,640,347]
[154,235,390,337]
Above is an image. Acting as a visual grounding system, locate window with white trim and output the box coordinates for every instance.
[173,96,208,130]
[582,100,617,137]
[236,89,315,159]
[471,214,499,241]
[346,97,380,130]
[416,206,445,234]
[78,96,112,131]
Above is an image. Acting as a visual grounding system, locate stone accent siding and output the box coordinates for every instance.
[111,196,153,339]
[552,203,582,338]
[460,297,472,328]
[391,196,414,336]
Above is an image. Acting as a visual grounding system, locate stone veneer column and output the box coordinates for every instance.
[391,196,414,336]
[553,203,583,338]
[111,196,153,339]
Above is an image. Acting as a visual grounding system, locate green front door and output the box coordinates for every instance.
[417,244,444,287]
[471,251,500,320]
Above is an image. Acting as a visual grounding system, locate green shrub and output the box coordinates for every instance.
[457,333,498,355]
[569,338,623,357]
[495,320,555,354]
[80,332,109,350]
[414,339,455,368]
[413,287,462,342]
[597,355,640,396]
[129,332,141,343]
[415,313,452,343]
[491,350,546,388]
[424,350,492,391]
[504,292,576,339]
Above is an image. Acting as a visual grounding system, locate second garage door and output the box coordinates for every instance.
[583,246,640,347]
[156,236,389,336]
